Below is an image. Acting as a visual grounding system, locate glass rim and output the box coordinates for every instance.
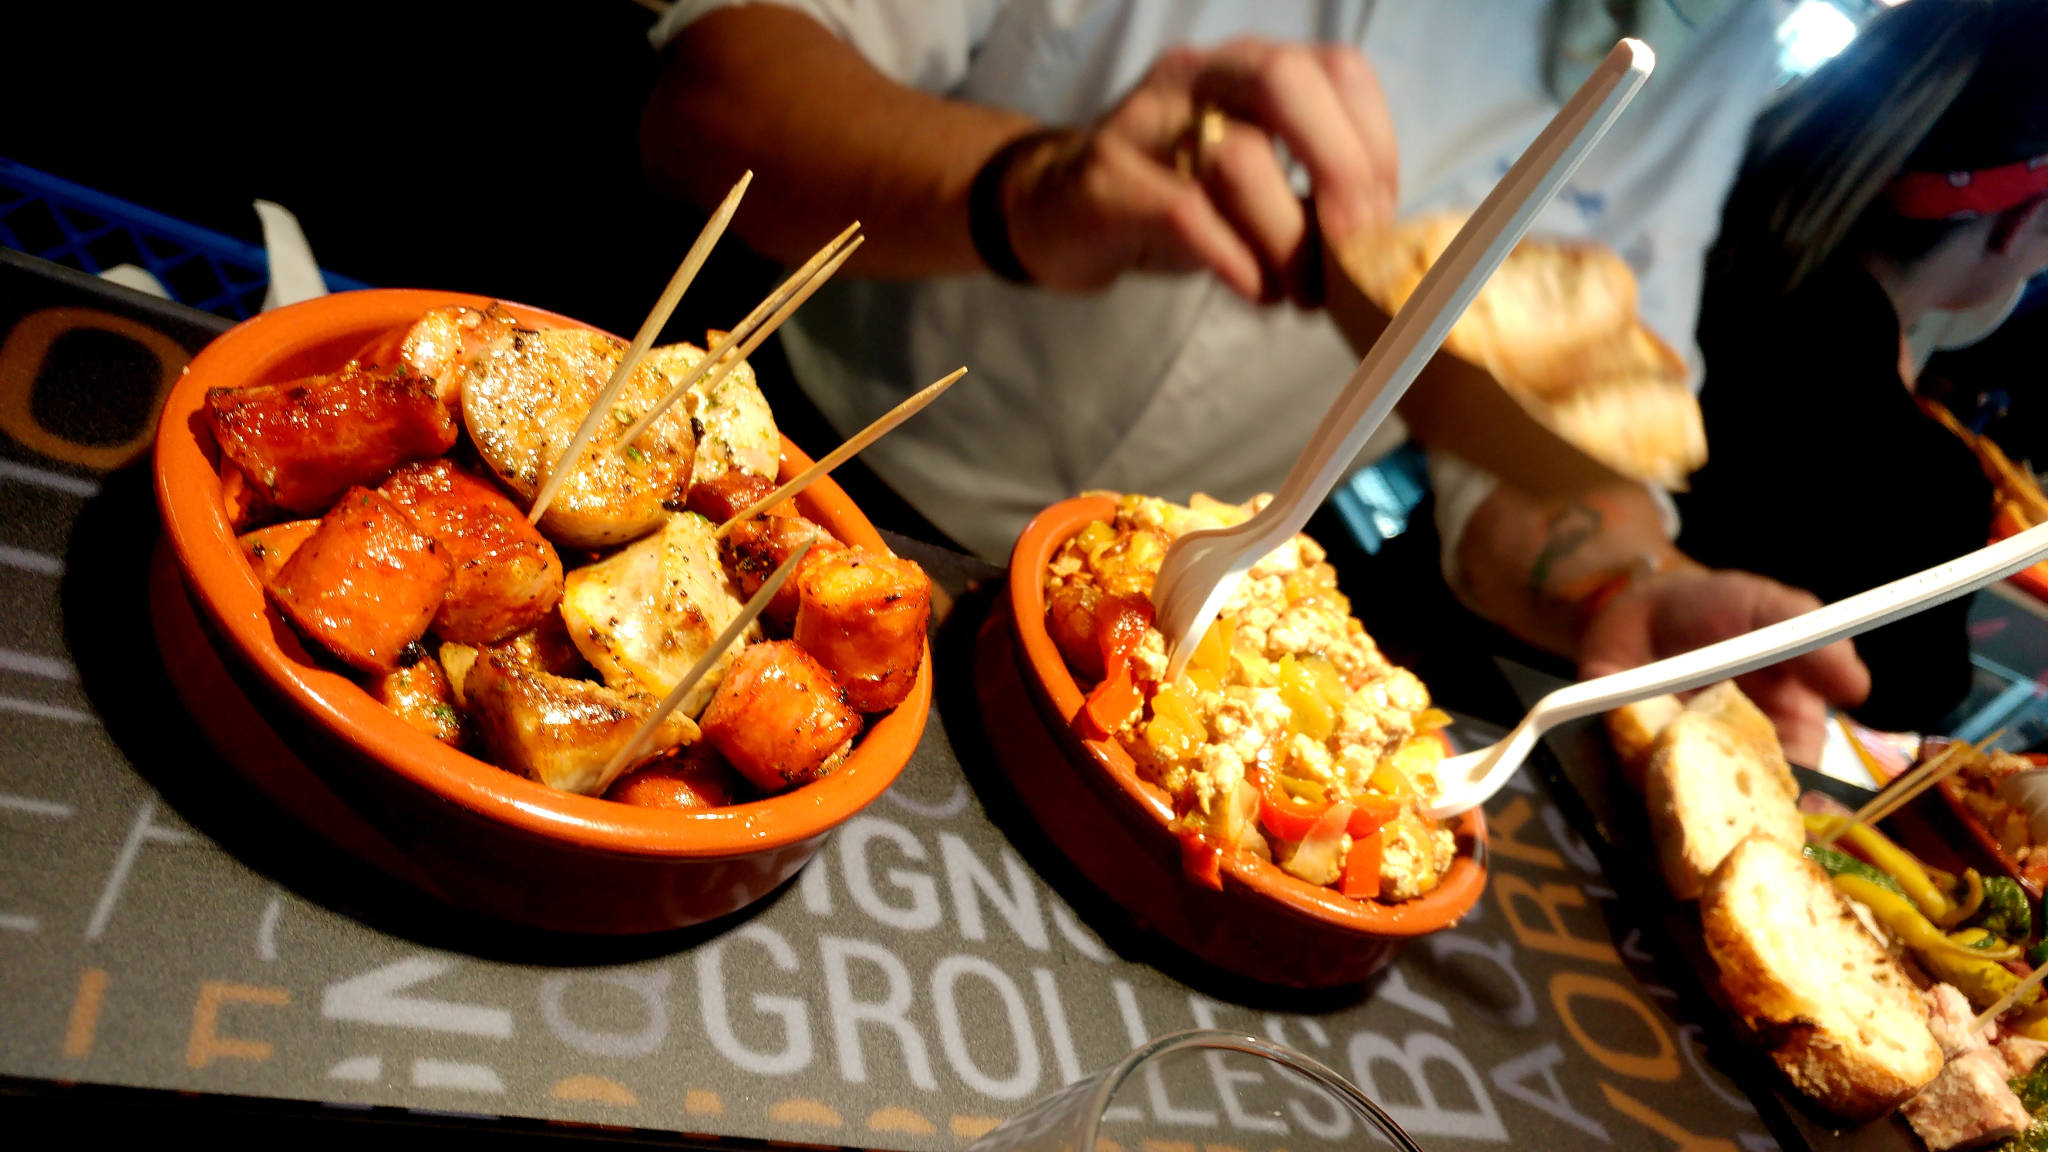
[1075,1027,1424,1152]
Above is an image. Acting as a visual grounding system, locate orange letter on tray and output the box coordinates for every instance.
[1493,874,1619,964]
[1549,972,1680,1082]
[1600,1082,1739,1152]
[187,982,290,1068]
[1487,796,1566,871]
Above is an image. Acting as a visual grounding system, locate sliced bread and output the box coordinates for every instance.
[1645,710,1805,900]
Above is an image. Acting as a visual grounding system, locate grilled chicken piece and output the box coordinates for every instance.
[605,744,747,811]
[355,303,521,411]
[437,614,588,707]
[238,519,320,584]
[559,512,754,718]
[699,639,860,794]
[208,365,457,514]
[367,656,465,747]
[643,339,778,486]
[464,653,698,796]
[461,327,696,549]
[722,513,846,631]
[377,459,564,645]
[266,487,453,675]
[793,550,930,712]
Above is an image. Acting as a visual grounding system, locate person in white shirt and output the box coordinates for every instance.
[641,0,1869,762]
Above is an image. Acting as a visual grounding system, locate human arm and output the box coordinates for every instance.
[1449,473,1870,765]
[640,5,1397,301]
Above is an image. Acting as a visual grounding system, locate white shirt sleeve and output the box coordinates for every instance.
[650,0,1005,93]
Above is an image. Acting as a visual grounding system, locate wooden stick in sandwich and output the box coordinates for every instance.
[713,367,968,538]
[527,170,754,526]
[614,223,862,450]
[598,538,815,784]
[1815,730,2002,848]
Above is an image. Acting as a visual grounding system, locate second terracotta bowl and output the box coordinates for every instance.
[153,288,930,934]
[980,494,1487,987]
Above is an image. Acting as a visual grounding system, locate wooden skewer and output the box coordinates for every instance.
[1971,954,2048,1036]
[1815,730,2000,848]
[598,538,816,783]
[615,223,861,449]
[714,367,969,538]
[526,170,754,526]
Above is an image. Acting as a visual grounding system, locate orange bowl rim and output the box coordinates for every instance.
[153,287,927,859]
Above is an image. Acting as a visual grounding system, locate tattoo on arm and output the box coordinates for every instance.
[1526,499,1602,597]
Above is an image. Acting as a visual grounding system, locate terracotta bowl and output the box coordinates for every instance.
[153,288,930,934]
[980,494,1487,987]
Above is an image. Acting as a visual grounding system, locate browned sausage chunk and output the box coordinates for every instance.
[685,470,784,525]
[721,514,845,630]
[605,745,747,811]
[238,519,320,585]
[266,487,452,674]
[208,364,457,514]
[699,640,861,794]
[793,551,930,713]
[367,657,465,747]
[378,459,564,645]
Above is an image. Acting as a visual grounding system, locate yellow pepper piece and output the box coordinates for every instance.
[1805,813,1958,925]
[1833,874,2028,1011]
[1278,656,1335,743]
[1190,618,1232,677]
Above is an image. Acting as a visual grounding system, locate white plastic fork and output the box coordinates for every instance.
[1152,39,1655,683]
[1425,519,2048,818]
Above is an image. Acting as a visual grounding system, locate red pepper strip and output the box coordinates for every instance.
[1343,831,1384,900]
[1080,664,1142,738]
[1179,829,1224,890]
[1347,795,1405,839]
[1258,773,1331,843]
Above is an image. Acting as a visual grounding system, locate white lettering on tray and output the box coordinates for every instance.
[1186,997,1286,1135]
[541,967,671,1058]
[86,798,196,940]
[932,954,1040,1101]
[939,834,1047,951]
[697,924,811,1075]
[1263,1017,1353,1140]
[322,954,514,1038]
[1490,1043,1611,1141]
[1031,968,1085,1086]
[1428,934,1539,1029]
[839,816,942,931]
[1113,981,1215,1127]
[821,934,937,1090]
[799,852,833,917]
[1346,1030,1507,1140]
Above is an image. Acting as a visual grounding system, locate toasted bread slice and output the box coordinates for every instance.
[1702,835,1943,1122]
[1683,681,1798,799]
[1605,693,1683,792]
[1645,710,1805,900]
[1543,374,1707,491]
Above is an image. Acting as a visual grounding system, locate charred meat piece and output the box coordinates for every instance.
[721,513,845,630]
[605,744,748,811]
[378,459,564,645]
[793,550,930,713]
[207,364,457,514]
[699,639,860,794]
[238,519,320,584]
[367,656,466,747]
[462,327,696,549]
[685,470,787,525]
[464,653,698,796]
[266,487,453,675]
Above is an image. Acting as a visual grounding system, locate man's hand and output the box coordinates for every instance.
[1578,568,1873,766]
[1002,38,1398,305]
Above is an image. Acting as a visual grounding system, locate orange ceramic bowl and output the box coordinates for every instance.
[983,494,1487,987]
[153,288,929,934]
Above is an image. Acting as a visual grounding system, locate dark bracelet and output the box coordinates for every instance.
[968,128,1063,285]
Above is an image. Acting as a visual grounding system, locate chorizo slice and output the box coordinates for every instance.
[684,470,786,525]
[464,653,698,796]
[699,640,861,794]
[238,519,321,585]
[605,744,748,811]
[721,514,845,631]
[266,487,453,675]
[378,459,564,645]
[207,364,456,514]
[793,550,930,713]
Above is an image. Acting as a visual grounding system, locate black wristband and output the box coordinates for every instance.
[968,128,1062,285]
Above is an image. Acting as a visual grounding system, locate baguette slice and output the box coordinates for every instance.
[1683,681,1798,800]
[1702,835,1943,1122]
[1645,710,1805,900]
[1605,693,1683,792]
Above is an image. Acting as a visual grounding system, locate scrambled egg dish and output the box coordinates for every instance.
[1046,493,1456,901]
